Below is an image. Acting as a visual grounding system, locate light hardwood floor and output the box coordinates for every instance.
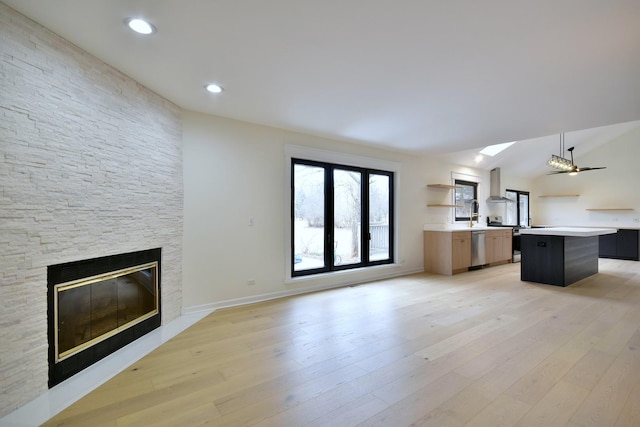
[43,259,640,426]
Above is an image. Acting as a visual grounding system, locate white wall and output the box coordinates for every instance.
[532,126,640,227]
[182,112,426,309]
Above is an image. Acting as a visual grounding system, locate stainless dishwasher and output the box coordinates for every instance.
[471,230,486,266]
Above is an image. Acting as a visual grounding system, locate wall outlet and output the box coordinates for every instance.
[247,279,256,286]
[634,218,640,223]
[248,217,255,226]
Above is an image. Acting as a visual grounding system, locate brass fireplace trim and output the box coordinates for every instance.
[54,261,159,363]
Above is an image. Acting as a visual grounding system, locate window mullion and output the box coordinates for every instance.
[326,165,335,270]
[362,170,370,264]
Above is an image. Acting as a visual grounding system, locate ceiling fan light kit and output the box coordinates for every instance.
[547,154,574,171]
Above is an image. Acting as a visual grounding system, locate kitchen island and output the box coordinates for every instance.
[520,227,616,286]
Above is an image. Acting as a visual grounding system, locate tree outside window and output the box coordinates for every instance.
[292,159,394,276]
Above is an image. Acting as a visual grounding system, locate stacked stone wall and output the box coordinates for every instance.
[0,3,183,415]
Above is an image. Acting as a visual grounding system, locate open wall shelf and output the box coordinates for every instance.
[427,184,459,189]
[426,184,460,208]
[538,194,580,198]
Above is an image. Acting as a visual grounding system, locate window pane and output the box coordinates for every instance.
[369,174,390,261]
[455,180,477,220]
[333,169,361,266]
[293,164,325,271]
[505,190,517,225]
[519,194,529,227]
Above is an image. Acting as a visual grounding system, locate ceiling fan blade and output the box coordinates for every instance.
[547,166,606,175]
[573,166,607,172]
[579,166,607,171]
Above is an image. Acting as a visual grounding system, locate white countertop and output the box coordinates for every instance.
[519,227,617,237]
[423,226,512,232]
[534,225,640,230]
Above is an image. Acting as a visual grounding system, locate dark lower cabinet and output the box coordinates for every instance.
[521,235,564,286]
[599,229,639,261]
[598,233,617,258]
[521,235,599,287]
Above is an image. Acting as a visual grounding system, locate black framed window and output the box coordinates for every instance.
[454,179,478,221]
[506,189,530,227]
[292,158,394,276]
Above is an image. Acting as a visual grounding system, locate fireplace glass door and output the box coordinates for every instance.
[55,262,158,362]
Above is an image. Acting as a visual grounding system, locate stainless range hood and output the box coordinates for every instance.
[486,167,513,203]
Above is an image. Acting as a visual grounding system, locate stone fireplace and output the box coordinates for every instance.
[1,3,183,416]
[47,249,162,387]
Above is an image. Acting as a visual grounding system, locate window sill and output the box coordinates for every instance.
[285,262,400,285]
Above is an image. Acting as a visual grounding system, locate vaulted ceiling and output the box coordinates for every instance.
[4,0,640,161]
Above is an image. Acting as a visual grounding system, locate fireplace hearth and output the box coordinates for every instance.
[47,248,161,387]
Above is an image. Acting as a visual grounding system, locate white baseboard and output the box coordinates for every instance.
[182,266,423,315]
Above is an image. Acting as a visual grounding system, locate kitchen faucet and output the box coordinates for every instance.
[469,199,481,227]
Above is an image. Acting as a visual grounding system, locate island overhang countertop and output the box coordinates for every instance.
[519,227,617,237]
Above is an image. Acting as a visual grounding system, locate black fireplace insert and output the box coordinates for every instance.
[47,248,161,387]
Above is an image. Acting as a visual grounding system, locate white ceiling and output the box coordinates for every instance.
[4,0,640,166]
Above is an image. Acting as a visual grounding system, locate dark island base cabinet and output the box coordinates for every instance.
[599,229,640,261]
[521,235,599,287]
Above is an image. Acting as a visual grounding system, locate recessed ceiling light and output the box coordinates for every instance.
[474,154,484,163]
[205,84,223,94]
[124,18,156,35]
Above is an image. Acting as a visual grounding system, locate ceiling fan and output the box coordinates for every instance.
[547,134,606,175]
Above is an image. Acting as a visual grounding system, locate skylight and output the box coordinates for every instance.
[479,141,517,156]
